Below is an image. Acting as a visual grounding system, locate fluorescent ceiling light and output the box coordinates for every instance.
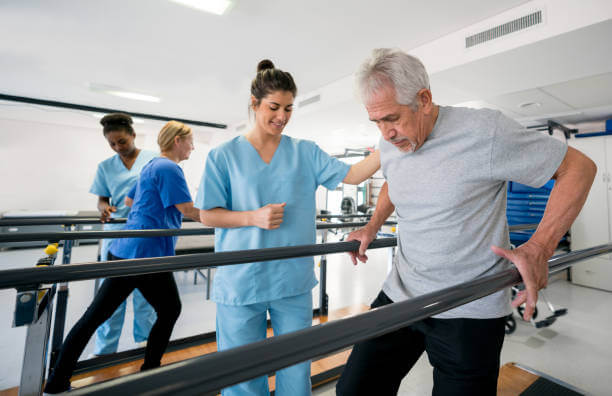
[518,101,541,109]
[105,90,161,103]
[88,83,161,103]
[170,0,232,15]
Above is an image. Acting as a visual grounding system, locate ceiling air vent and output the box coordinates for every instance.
[465,10,542,48]
[298,94,321,108]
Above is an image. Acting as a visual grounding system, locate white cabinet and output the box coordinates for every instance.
[569,136,612,291]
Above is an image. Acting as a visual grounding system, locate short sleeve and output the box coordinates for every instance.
[89,163,110,197]
[490,113,567,188]
[127,183,137,200]
[310,143,351,190]
[157,163,192,208]
[195,149,231,210]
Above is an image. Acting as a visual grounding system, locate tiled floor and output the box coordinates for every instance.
[1,239,611,394]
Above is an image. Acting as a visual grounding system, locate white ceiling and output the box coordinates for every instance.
[287,16,612,152]
[430,18,612,126]
[0,0,527,126]
[1,1,611,154]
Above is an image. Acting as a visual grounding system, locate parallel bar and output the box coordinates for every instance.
[1,215,375,226]
[0,93,227,129]
[0,217,111,226]
[315,221,395,230]
[0,239,397,290]
[509,223,539,231]
[67,244,612,396]
[0,222,533,243]
[0,228,215,243]
[316,214,372,219]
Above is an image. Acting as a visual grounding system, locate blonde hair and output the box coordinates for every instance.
[157,121,192,152]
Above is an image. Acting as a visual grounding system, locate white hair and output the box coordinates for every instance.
[356,48,430,110]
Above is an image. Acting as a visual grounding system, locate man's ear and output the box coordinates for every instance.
[417,88,434,114]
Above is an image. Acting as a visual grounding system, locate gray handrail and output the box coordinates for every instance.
[0,238,397,290]
[0,222,387,243]
[0,214,378,227]
[0,222,530,243]
[0,227,215,242]
[65,243,612,396]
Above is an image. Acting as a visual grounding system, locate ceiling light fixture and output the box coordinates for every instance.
[170,0,233,15]
[88,83,161,103]
[105,90,161,103]
[519,101,541,109]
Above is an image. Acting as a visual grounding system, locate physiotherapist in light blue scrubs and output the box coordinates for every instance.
[196,59,381,396]
[89,113,157,355]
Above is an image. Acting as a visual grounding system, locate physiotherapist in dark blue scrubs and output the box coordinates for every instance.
[44,121,201,394]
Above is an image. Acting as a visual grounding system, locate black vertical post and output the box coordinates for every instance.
[49,234,73,370]
[319,257,328,316]
[318,230,329,316]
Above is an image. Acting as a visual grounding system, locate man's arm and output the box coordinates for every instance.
[347,181,395,264]
[492,146,596,320]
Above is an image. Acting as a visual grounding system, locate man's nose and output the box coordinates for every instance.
[383,126,396,140]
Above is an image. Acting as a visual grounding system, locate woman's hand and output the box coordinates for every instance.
[250,203,286,229]
[99,204,116,223]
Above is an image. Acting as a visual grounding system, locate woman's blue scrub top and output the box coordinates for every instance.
[195,135,350,305]
[110,157,192,259]
[89,149,157,232]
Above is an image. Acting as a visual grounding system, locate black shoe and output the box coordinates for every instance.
[43,376,71,394]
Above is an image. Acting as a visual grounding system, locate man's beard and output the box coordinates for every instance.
[390,136,417,152]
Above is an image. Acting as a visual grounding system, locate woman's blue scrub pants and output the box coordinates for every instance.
[216,292,313,396]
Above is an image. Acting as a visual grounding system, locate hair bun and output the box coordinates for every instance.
[100,113,133,128]
[257,59,275,73]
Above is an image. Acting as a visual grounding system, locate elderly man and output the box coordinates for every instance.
[336,48,596,396]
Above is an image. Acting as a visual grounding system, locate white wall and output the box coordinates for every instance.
[0,108,355,214]
[0,110,235,213]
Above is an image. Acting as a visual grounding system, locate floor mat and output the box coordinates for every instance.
[520,377,584,396]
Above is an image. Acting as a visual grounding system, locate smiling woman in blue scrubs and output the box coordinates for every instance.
[196,60,380,396]
[44,121,201,394]
[89,113,157,356]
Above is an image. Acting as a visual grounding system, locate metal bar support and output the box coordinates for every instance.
[18,293,54,396]
[319,230,329,316]
[49,236,73,369]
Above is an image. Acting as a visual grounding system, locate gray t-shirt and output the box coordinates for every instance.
[380,106,567,319]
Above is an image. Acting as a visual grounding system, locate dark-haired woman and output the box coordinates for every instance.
[196,60,380,396]
[89,113,157,355]
[44,121,200,394]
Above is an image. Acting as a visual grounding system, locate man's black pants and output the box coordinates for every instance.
[336,291,506,396]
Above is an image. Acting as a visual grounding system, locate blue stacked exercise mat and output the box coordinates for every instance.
[506,180,554,245]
